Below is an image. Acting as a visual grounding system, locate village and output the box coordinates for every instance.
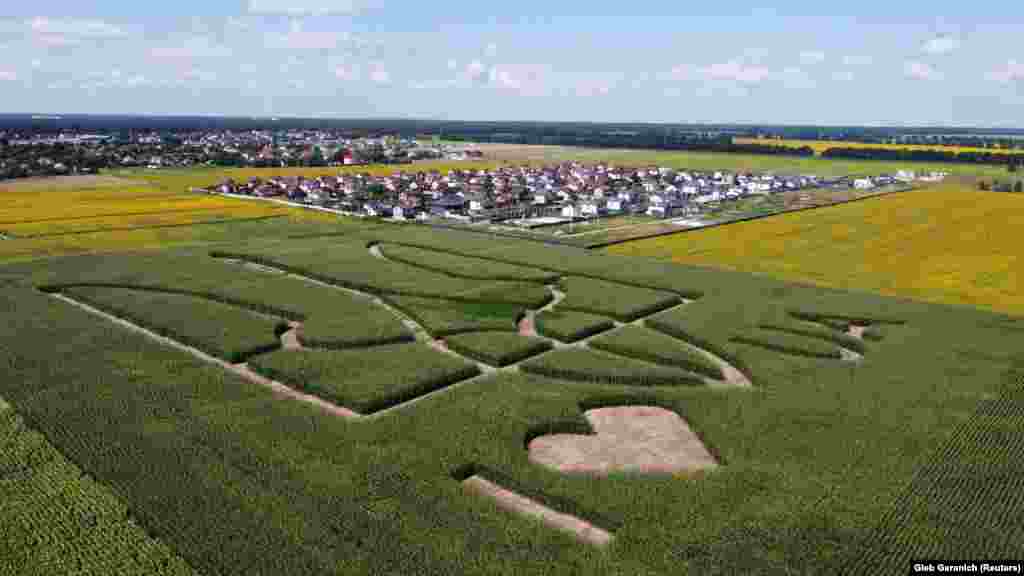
[203,162,943,226]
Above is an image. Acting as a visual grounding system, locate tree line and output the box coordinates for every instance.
[821,146,1024,166]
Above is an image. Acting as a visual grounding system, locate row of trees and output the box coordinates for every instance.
[978,180,1023,193]
[821,146,1024,166]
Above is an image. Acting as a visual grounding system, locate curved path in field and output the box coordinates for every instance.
[50,250,758,549]
[365,242,751,387]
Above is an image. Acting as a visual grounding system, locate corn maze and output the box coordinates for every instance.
[2,222,1021,574]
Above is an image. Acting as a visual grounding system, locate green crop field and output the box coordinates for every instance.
[535,309,616,342]
[557,276,682,321]
[60,285,285,363]
[249,345,480,414]
[385,296,525,336]
[588,325,725,380]
[0,398,199,576]
[377,242,559,283]
[1,187,1023,574]
[519,347,706,387]
[443,332,553,366]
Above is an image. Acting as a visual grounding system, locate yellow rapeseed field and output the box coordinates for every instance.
[734,137,1023,157]
[0,174,343,262]
[608,183,1024,317]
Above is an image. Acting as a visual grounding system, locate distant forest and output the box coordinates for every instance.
[4,114,1024,166]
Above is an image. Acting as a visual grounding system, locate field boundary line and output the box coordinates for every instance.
[18,214,287,238]
[460,474,614,547]
[0,205,264,227]
[376,240,704,299]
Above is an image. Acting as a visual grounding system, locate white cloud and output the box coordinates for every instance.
[276,30,346,50]
[465,59,486,82]
[832,70,856,82]
[484,42,498,58]
[334,64,359,81]
[842,55,872,67]
[487,64,549,96]
[29,17,126,39]
[248,0,364,15]
[799,51,826,65]
[666,64,693,81]
[30,59,41,69]
[370,63,391,84]
[574,78,615,97]
[149,37,232,61]
[922,34,958,55]
[781,66,815,89]
[988,60,1024,84]
[446,58,457,71]
[0,69,16,81]
[699,60,770,84]
[904,60,941,81]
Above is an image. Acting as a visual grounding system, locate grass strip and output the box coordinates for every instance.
[588,325,725,380]
[378,243,558,283]
[557,277,681,321]
[444,332,553,366]
[248,344,480,414]
[534,309,616,343]
[61,286,285,363]
[519,347,704,387]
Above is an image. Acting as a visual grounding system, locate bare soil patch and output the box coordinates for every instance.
[528,406,718,475]
[461,475,613,547]
[280,322,304,350]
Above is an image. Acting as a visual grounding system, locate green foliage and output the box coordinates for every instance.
[377,243,558,283]
[557,276,681,321]
[248,345,480,413]
[847,361,1024,573]
[443,332,552,366]
[212,238,549,306]
[731,329,843,360]
[534,309,615,343]
[588,325,725,380]
[758,322,866,354]
[39,252,413,350]
[0,400,198,576]
[862,325,886,342]
[62,286,284,363]
[5,214,1024,572]
[358,227,705,298]
[385,296,523,337]
[519,347,704,387]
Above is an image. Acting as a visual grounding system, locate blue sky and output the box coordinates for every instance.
[1,1,1022,126]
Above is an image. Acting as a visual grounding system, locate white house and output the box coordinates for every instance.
[853,178,875,189]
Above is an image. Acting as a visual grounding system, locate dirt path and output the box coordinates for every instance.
[529,406,718,475]
[368,243,386,260]
[518,283,565,338]
[280,321,304,350]
[462,475,613,547]
[51,293,361,419]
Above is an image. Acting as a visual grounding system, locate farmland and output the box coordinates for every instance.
[0,397,198,576]
[0,173,359,263]
[475,142,1011,178]
[2,163,1024,573]
[734,136,1024,156]
[608,181,1024,317]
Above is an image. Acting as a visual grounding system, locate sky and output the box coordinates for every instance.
[1,1,1023,127]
